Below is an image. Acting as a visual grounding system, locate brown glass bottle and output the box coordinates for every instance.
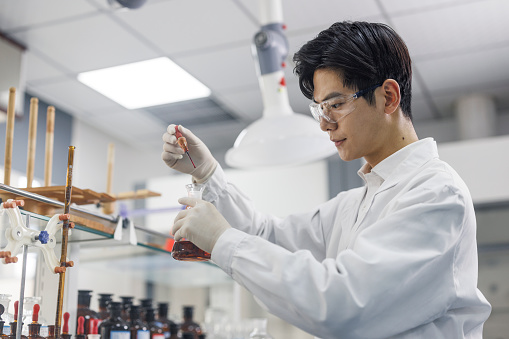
[144,309,164,339]
[171,184,211,262]
[179,306,201,339]
[27,304,43,339]
[99,302,130,339]
[97,294,113,321]
[120,297,134,322]
[167,324,179,339]
[155,303,175,339]
[45,325,55,339]
[0,304,7,338]
[129,306,149,339]
[77,290,99,336]
[9,322,28,339]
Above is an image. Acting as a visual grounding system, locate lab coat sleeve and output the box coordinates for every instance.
[211,182,466,339]
[203,164,334,261]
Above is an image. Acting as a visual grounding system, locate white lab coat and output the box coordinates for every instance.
[206,138,491,339]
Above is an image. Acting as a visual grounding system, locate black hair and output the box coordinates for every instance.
[293,21,413,120]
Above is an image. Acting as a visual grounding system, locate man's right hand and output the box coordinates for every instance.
[161,124,217,183]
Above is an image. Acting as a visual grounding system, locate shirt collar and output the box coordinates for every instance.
[357,138,438,183]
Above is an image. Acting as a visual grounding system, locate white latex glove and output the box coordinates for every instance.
[161,124,217,183]
[172,197,231,254]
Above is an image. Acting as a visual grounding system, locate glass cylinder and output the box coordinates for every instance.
[171,184,211,262]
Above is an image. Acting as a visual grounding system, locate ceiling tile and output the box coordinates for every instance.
[381,0,483,14]
[83,109,165,141]
[27,78,122,116]
[173,43,258,93]
[0,0,97,32]
[214,87,263,122]
[10,14,160,74]
[238,0,381,31]
[114,0,258,56]
[391,0,509,59]
[24,52,68,84]
[416,46,509,93]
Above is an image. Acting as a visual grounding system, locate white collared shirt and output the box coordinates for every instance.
[205,138,491,339]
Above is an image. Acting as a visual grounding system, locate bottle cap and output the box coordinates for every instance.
[157,303,169,317]
[129,305,141,318]
[98,294,113,308]
[32,304,40,323]
[77,316,85,335]
[77,291,93,306]
[63,312,70,334]
[144,308,155,322]
[183,306,194,318]
[140,299,152,309]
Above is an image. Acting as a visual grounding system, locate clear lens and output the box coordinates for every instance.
[309,96,356,123]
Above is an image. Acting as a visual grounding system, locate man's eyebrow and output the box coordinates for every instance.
[312,92,346,103]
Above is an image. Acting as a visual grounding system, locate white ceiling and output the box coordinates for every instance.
[1,0,509,158]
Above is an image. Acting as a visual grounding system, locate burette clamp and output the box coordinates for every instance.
[0,199,72,273]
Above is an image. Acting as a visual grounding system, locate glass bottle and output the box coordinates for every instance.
[171,184,211,262]
[167,324,179,339]
[77,290,99,336]
[22,297,48,337]
[120,297,134,322]
[139,300,152,323]
[129,306,149,339]
[155,303,175,339]
[248,319,273,339]
[144,309,164,339]
[99,302,130,339]
[9,301,28,339]
[1,303,8,338]
[27,304,43,339]
[45,325,55,339]
[97,294,113,321]
[0,295,13,328]
[179,306,201,339]
[61,312,72,339]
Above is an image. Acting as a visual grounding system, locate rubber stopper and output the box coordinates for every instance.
[33,304,40,323]
[77,316,84,335]
[63,312,70,333]
[14,301,18,321]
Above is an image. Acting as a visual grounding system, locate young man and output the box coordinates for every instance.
[162,21,491,338]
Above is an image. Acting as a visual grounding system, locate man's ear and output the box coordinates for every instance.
[382,79,401,115]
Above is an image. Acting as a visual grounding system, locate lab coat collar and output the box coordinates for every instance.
[357,138,439,189]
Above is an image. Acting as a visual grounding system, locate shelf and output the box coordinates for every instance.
[0,183,172,256]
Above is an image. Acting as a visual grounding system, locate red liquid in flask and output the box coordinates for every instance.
[171,183,211,262]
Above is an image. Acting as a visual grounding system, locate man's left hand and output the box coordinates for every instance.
[172,197,231,254]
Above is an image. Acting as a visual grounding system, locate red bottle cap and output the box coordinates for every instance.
[14,301,18,321]
[77,316,85,335]
[175,125,183,139]
[90,319,99,335]
[33,304,40,323]
[63,312,70,333]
